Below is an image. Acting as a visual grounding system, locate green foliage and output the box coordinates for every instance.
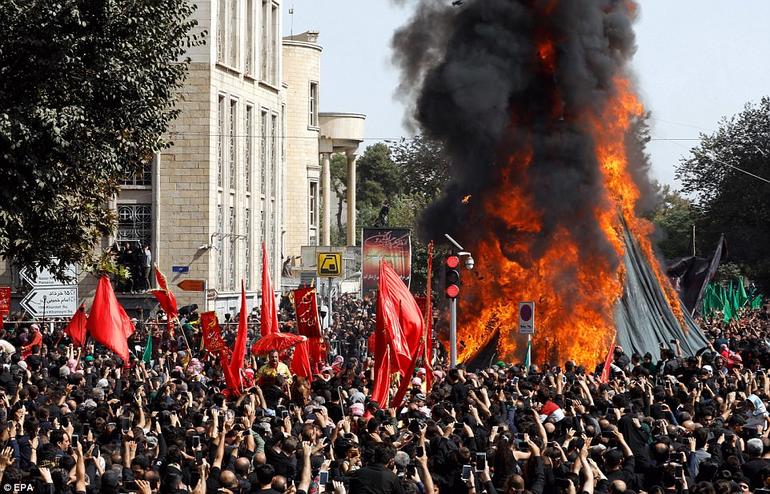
[648,184,698,260]
[390,136,451,197]
[356,143,401,211]
[0,0,203,279]
[676,97,770,291]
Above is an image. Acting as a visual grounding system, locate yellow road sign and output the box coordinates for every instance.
[317,252,342,277]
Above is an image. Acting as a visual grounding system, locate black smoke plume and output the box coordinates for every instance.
[392,0,654,270]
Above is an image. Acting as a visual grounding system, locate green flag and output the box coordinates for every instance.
[723,295,733,323]
[752,295,764,310]
[738,278,749,308]
[142,332,152,363]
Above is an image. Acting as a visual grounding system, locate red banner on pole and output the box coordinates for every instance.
[0,287,10,319]
[200,311,230,360]
[292,287,321,338]
[361,228,412,298]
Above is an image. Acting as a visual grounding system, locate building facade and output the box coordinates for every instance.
[0,5,369,317]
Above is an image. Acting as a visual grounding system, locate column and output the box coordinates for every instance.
[346,151,357,246]
[321,152,331,246]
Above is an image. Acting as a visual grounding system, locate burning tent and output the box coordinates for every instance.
[393,0,709,366]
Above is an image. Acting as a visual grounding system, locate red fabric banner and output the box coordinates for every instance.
[291,340,313,382]
[600,335,617,384]
[361,229,412,297]
[151,265,178,319]
[150,265,178,338]
[64,305,88,348]
[370,260,425,408]
[229,281,248,390]
[0,287,10,319]
[292,287,321,338]
[260,243,279,337]
[87,276,135,363]
[199,311,238,393]
[200,311,230,359]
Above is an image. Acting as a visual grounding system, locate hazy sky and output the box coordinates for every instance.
[283,1,770,186]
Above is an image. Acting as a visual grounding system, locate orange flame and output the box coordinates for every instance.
[456,74,683,367]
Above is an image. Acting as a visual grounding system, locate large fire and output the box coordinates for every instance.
[455,7,683,367]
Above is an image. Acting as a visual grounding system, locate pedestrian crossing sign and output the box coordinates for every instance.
[317,253,342,277]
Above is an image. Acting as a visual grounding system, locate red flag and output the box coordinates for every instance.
[371,318,391,407]
[292,287,321,338]
[64,305,88,348]
[229,281,248,391]
[260,243,278,337]
[150,265,178,319]
[600,335,616,384]
[199,311,238,392]
[150,265,178,337]
[291,340,313,382]
[371,260,425,407]
[87,276,135,363]
[307,337,325,374]
[200,311,229,358]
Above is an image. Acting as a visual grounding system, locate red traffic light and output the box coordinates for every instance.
[446,284,460,298]
[445,255,460,269]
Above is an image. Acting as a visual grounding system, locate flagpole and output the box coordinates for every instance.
[174,316,193,353]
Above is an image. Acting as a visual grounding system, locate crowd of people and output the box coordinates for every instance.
[0,292,768,494]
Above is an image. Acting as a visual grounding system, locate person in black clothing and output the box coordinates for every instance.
[350,443,404,494]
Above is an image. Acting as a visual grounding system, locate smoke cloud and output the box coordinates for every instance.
[391,0,654,270]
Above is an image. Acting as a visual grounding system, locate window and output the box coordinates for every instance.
[260,109,268,196]
[270,3,278,84]
[229,0,238,67]
[229,100,237,190]
[217,0,226,63]
[245,209,252,289]
[229,207,236,291]
[259,205,265,276]
[245,105,253,193]
[309,182,318,228]
[270,113,277,198]
[245,0,254,74]
[217,96,225,188]
[120,163,152,186]
[309,82,318,127]
[117,204,152,245]
[260,0,269,80]
[217,205,225,289]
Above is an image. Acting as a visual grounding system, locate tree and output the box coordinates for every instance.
[648,185,698,260]
[0,0,202,279]
[390,135,451,197]
[676,97,770,291]
[356,143,401,211]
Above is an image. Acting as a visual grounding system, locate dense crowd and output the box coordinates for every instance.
[0,294,768,494]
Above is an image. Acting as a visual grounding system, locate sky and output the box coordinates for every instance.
[283,0,770,187]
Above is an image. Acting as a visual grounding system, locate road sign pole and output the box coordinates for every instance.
[327,277,333,332]
[450,297,457,368]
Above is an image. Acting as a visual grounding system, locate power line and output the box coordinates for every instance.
[167,132,701,142]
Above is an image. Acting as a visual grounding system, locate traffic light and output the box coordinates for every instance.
[445,255,461,299]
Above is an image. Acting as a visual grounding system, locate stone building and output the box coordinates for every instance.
[0,0,287,318]
[281,32,366,289]
[0,7,368,318]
